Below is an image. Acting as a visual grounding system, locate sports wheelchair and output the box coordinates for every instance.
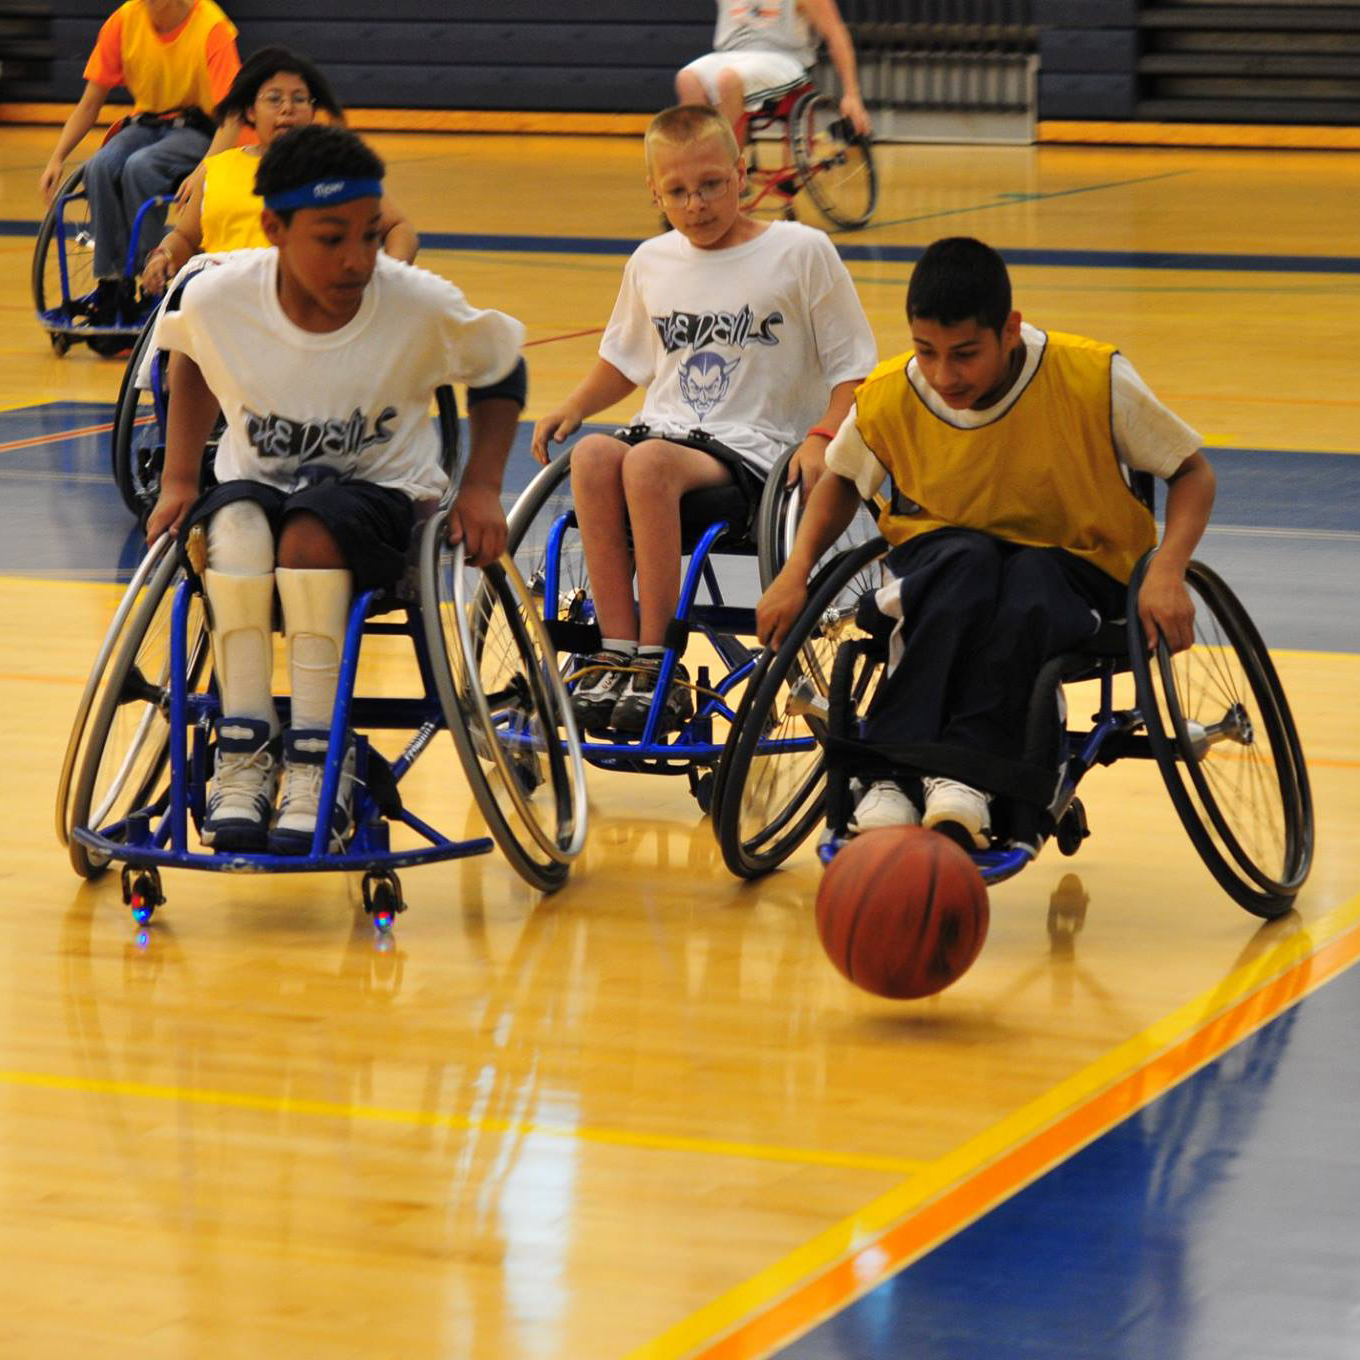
[739,81,878,231]
[715,484,1314,921]
[56,387,588,931]
[107,258,218,521]
[34,150,166,357]
[504,437,881,813]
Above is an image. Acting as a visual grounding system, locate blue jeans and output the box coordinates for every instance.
[80,121,209,279]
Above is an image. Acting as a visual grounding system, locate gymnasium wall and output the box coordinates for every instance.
[37,0,715,112]
[6,0,1358,129]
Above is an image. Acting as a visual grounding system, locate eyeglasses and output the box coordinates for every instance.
[258,92,316,111]
[657,175,734,210]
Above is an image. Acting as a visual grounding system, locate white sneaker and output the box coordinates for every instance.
[269,729,356,855]
[922,777,991,849]
[849,780,921,833]
[202,716,278,851]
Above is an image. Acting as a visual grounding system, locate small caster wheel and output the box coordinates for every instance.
[688,767,715,815]
[121,864,164,925]
[49,331,71,356]
[1056,798,1089,857]
[362,870,406,934]
[510,754,542,796]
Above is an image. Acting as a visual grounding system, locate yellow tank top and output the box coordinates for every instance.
[118,0,233,116]
[200,148,268,253]
[854,330,1156,584]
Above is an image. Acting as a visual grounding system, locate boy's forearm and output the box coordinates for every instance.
[812,380,859,438]
[563,359,635,421]
[804,0,862,98]
[461,397,520,492]
[50,84,107,165]
[1155,450,1215,572]
[785,472,862,575]
[162,352,219,488]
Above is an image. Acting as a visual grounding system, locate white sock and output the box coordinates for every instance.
[600,637,637,656]
[276,567,352,731]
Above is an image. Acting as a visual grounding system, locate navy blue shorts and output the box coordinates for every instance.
[181,475,416,592]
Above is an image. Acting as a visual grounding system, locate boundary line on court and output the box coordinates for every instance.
[622,890,1360,1360]
[3,217,1358,274]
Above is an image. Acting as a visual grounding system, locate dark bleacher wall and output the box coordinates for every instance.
[43,0,714,111]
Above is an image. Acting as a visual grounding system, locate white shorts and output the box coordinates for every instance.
[679,50,809,107]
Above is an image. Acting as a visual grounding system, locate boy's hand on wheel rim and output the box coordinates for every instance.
[756,568,808,652]
[447,483,507,568]
[1138,560,1196,654]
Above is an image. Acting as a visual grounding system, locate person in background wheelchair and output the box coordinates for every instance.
[143,124,527,855]
[530,104,875,736]
[140,46,416,297]
[675,0,871,143]
[757,236,1217,850]
[38,0,242,326]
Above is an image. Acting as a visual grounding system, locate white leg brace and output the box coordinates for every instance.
[276,567,353,731]
[204,501,277,725]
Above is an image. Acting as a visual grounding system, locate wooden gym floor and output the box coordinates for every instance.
[0,123,1357,1358]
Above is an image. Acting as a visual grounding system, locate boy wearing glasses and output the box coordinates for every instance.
[532,103,875,735]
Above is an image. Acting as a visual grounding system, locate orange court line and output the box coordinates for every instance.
[689,916,1360,1360]
[0,419,115,454]
[525,326,605,348]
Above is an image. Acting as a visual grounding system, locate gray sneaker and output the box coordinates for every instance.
[269,729,356,855]
[571,649,634,733]
[610,658,693,735]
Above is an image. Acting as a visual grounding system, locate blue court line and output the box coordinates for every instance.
[5,217,1359,275]
[777,948,1360,1360]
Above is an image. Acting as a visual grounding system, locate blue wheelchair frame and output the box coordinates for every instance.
[35,174,167,354]
[69,565,495,929]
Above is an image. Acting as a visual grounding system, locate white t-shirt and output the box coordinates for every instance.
[715,0,817,67]
[154,249,526,500]
[600,221,877,472]
[826,323,1204,499]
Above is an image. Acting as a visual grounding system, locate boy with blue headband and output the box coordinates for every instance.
[145,124,528,854]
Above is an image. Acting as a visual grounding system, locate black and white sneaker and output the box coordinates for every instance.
[610,658,693,735]
[269,729,356,855]
[202,716,279,851]
[571,649,634,733]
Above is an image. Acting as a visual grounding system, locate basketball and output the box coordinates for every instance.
[816,827,989,999]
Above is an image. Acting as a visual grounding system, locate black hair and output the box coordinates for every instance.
[906,237,1012,335]
[255,124,385,222]
[215,46,343,128]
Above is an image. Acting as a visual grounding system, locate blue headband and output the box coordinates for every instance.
[263,177,384,213]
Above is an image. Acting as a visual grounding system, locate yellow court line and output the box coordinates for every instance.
[626,889,1360,1360]
[0,1067,928,1178]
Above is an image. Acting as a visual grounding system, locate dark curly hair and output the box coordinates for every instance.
[255,124,385,222]
[907,237,1013,335]
[215,46,343,128]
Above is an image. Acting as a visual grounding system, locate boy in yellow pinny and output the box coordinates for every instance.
[758,236,1217,850]
[140,46,416,295]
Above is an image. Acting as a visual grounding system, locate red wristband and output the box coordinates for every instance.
[807,426,839,441]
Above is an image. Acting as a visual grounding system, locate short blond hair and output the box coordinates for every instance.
[645,104,740,169]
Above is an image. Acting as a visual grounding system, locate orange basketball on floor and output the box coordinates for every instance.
[816,827,989,999]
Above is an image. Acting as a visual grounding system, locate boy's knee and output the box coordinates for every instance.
[207,499,274,575]
[620,440,684,498]
[569,435,626,490]
[277,511,343,569]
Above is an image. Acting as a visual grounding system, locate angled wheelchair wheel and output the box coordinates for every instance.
[33,166,96,337]
[791,92,878,230]
[756,443,884,590]
[1129,556,1313,919]
[714,537,887,878]
[111,312,164,519]
[421,513,587,893]
[65,539,211,879]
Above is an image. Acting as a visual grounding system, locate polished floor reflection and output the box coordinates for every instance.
[0,126,1357,1358]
